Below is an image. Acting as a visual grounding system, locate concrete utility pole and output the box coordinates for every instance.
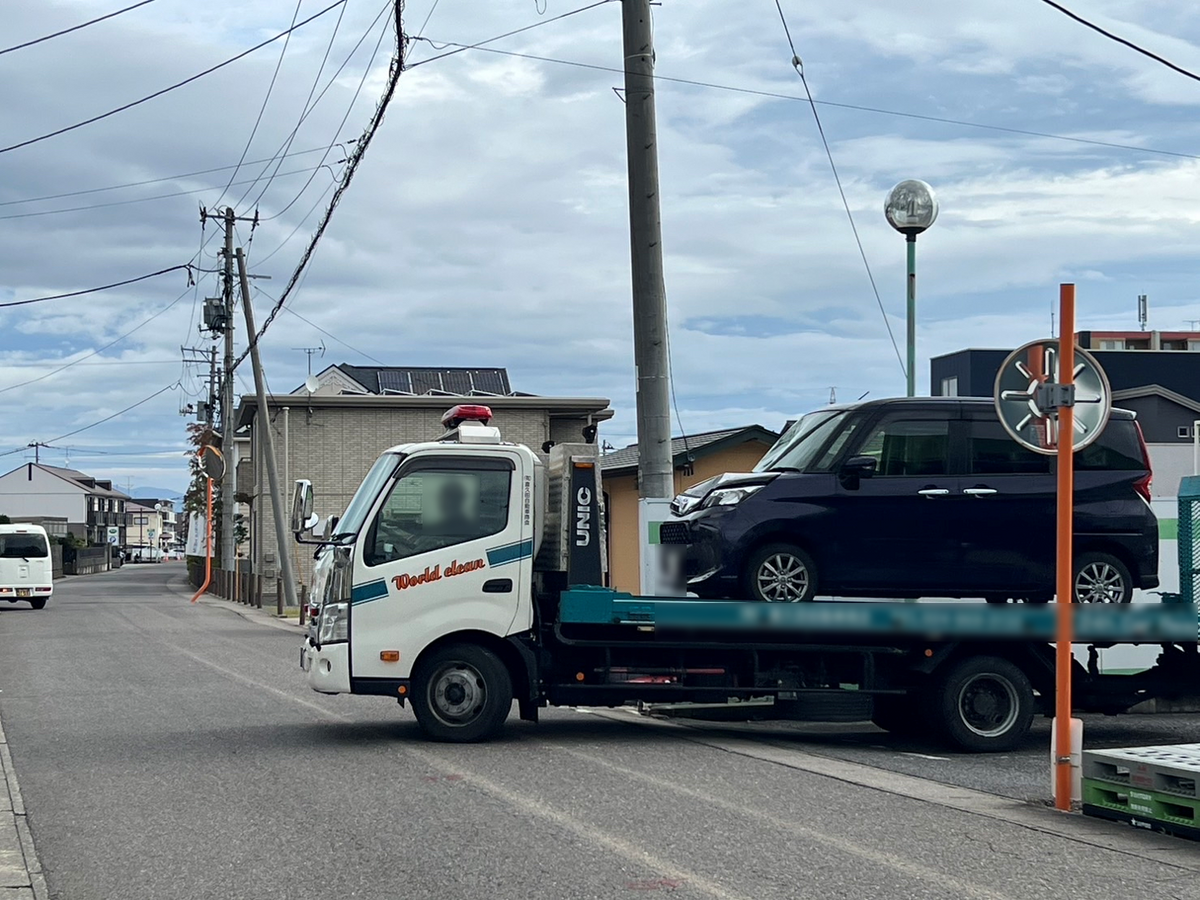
[220,207,236,572]
[622,0,673,500]
[234,247,298,613]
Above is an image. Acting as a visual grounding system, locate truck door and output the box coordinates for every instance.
[350,451,528,681]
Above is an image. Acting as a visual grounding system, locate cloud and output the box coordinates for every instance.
[2,0,1200,493]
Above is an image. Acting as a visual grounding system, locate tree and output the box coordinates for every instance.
[0,514,9,525]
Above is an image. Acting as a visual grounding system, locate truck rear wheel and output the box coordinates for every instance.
[931,656,1033,753]
[411,643,513,742]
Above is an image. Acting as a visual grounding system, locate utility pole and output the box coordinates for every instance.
[26,442,49,464]
[235,247,298,612]
[621,0,672,501]
[219,207,236,573]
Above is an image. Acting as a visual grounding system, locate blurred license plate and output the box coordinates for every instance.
[16,589,30,598]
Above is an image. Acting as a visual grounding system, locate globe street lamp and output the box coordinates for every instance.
[885,179,939,397]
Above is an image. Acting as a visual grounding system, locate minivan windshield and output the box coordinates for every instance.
[0,534,49,558]
[332,453,402,538]
[754,410,848,472]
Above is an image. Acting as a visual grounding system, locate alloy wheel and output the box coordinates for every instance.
[1074,561,1126,603]
[756,553,811,602]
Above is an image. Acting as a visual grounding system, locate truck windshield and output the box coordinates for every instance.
[754,410,848,472]
[0,534,49,558]
[332,453,402,538]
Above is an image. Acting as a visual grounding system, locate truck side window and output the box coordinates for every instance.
[366,466,512,566]
[855,419,949,477]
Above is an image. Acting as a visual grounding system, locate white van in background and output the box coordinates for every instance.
[0,523,54,609]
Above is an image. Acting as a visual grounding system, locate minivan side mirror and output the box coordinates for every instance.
[842,455,878,478]
[291,479,319,538]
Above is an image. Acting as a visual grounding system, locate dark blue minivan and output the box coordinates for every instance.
[668,397,1158,604]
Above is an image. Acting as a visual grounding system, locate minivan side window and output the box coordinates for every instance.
[365,462,512,567]
[968,418,1051,475]
[1076,420,1145,471]
[855,419,949,477]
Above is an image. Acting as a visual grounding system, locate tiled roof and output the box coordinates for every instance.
[601,426,778,473]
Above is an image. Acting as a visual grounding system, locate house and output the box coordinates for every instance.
[601,426,780,593]
[931,339,1200,497]
[126,502,166,556]
[0,464,129,544]
[132,497,177,550]
[232,392,613,594]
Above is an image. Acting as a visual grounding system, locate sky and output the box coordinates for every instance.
[2,0,1200,494]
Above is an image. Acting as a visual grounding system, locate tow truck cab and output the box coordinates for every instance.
[296,404,603,737]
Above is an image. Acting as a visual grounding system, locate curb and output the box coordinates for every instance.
[0,713,48,900]
[164,572,304,635]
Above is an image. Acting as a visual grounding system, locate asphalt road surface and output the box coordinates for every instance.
[2,566,1200,900]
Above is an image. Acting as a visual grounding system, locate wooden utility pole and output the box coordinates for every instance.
[234,247,298,613]
[622,0,672,501]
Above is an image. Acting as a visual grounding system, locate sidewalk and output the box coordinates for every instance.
[0,715,45,900]
[162,571,306,635]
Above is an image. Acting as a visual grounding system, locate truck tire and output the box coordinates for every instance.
[930,656,1034,753]
[743,543,817,602]
[1072,552,1132,604]
[411,643,513,743]
[29,598,47,610]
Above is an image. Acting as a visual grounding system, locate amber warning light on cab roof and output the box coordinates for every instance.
[441,404,493,428]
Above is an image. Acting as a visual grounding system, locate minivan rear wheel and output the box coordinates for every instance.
[1072,552,1133,604]
[744,543,817,602]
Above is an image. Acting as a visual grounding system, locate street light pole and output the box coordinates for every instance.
[885,180,939,398]
[906,234,917,398]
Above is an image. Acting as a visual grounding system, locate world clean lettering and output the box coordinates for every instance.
[391,558,486,591]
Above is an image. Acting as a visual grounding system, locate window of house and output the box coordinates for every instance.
[1179,426,1193,439]
[854,419,950,477]
[940,376,959,397]
[968,419,1051,474]
[1098,340,1122,350]
[365,461,512,566]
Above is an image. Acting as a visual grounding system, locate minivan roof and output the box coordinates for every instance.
[819,396,1134,420]
[0,523,50,533]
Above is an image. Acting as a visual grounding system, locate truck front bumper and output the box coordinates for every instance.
[301,637,351,694]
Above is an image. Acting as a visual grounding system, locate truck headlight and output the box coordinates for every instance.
[318,602,350,645]
[702,485,763,509]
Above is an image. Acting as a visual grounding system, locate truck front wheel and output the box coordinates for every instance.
[931,656,1034,753]
[411,643,513,742]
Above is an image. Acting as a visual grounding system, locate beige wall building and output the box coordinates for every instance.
[602,427,778,594]
[234,392,612,595]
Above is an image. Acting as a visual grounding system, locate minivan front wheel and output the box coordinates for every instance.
[744,543,817,602]
[1072,552,1133,604]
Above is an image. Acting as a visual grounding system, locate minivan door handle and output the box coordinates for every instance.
[917,488,950,498]
[963,487,998,497]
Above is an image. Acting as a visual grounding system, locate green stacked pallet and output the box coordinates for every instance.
[1082,744,1200,840]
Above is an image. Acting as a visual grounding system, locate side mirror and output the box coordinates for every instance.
[841,455,878,480]
[291,480,319,536]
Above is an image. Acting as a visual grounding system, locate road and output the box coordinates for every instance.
[2,565,1199,900]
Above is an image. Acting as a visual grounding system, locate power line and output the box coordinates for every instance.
[210,0,306,209]
[0,285,192,396]
[0,0,349,155]
[235,2,408,370]
[278,299,387,364]
[414,41,1200,163]
[0,146,332,209]
[0,265,192,309]
[0,164,325,221]
[263,8,393,220]
[0,0,158,56]
[243,0,390,213]
[1038,0,1200,83]
[773,0,905,378]
[406,0,615,70]
[45,383,180,444]
[238,0,616,367]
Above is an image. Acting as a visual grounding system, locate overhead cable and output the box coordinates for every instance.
[0,265,192,309]
[0,0,158,56]
[0,0,349,155]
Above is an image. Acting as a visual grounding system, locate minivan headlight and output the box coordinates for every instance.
[702,485,763,508]
[318,602,350,645]
[671,494,702,516]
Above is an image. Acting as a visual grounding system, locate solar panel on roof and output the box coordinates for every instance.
[441,371,473,394]
[376,370,412,393]
[410,371,442,394]
[472,369,509,394]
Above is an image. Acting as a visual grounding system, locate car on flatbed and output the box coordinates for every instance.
[668,397,1158,604]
